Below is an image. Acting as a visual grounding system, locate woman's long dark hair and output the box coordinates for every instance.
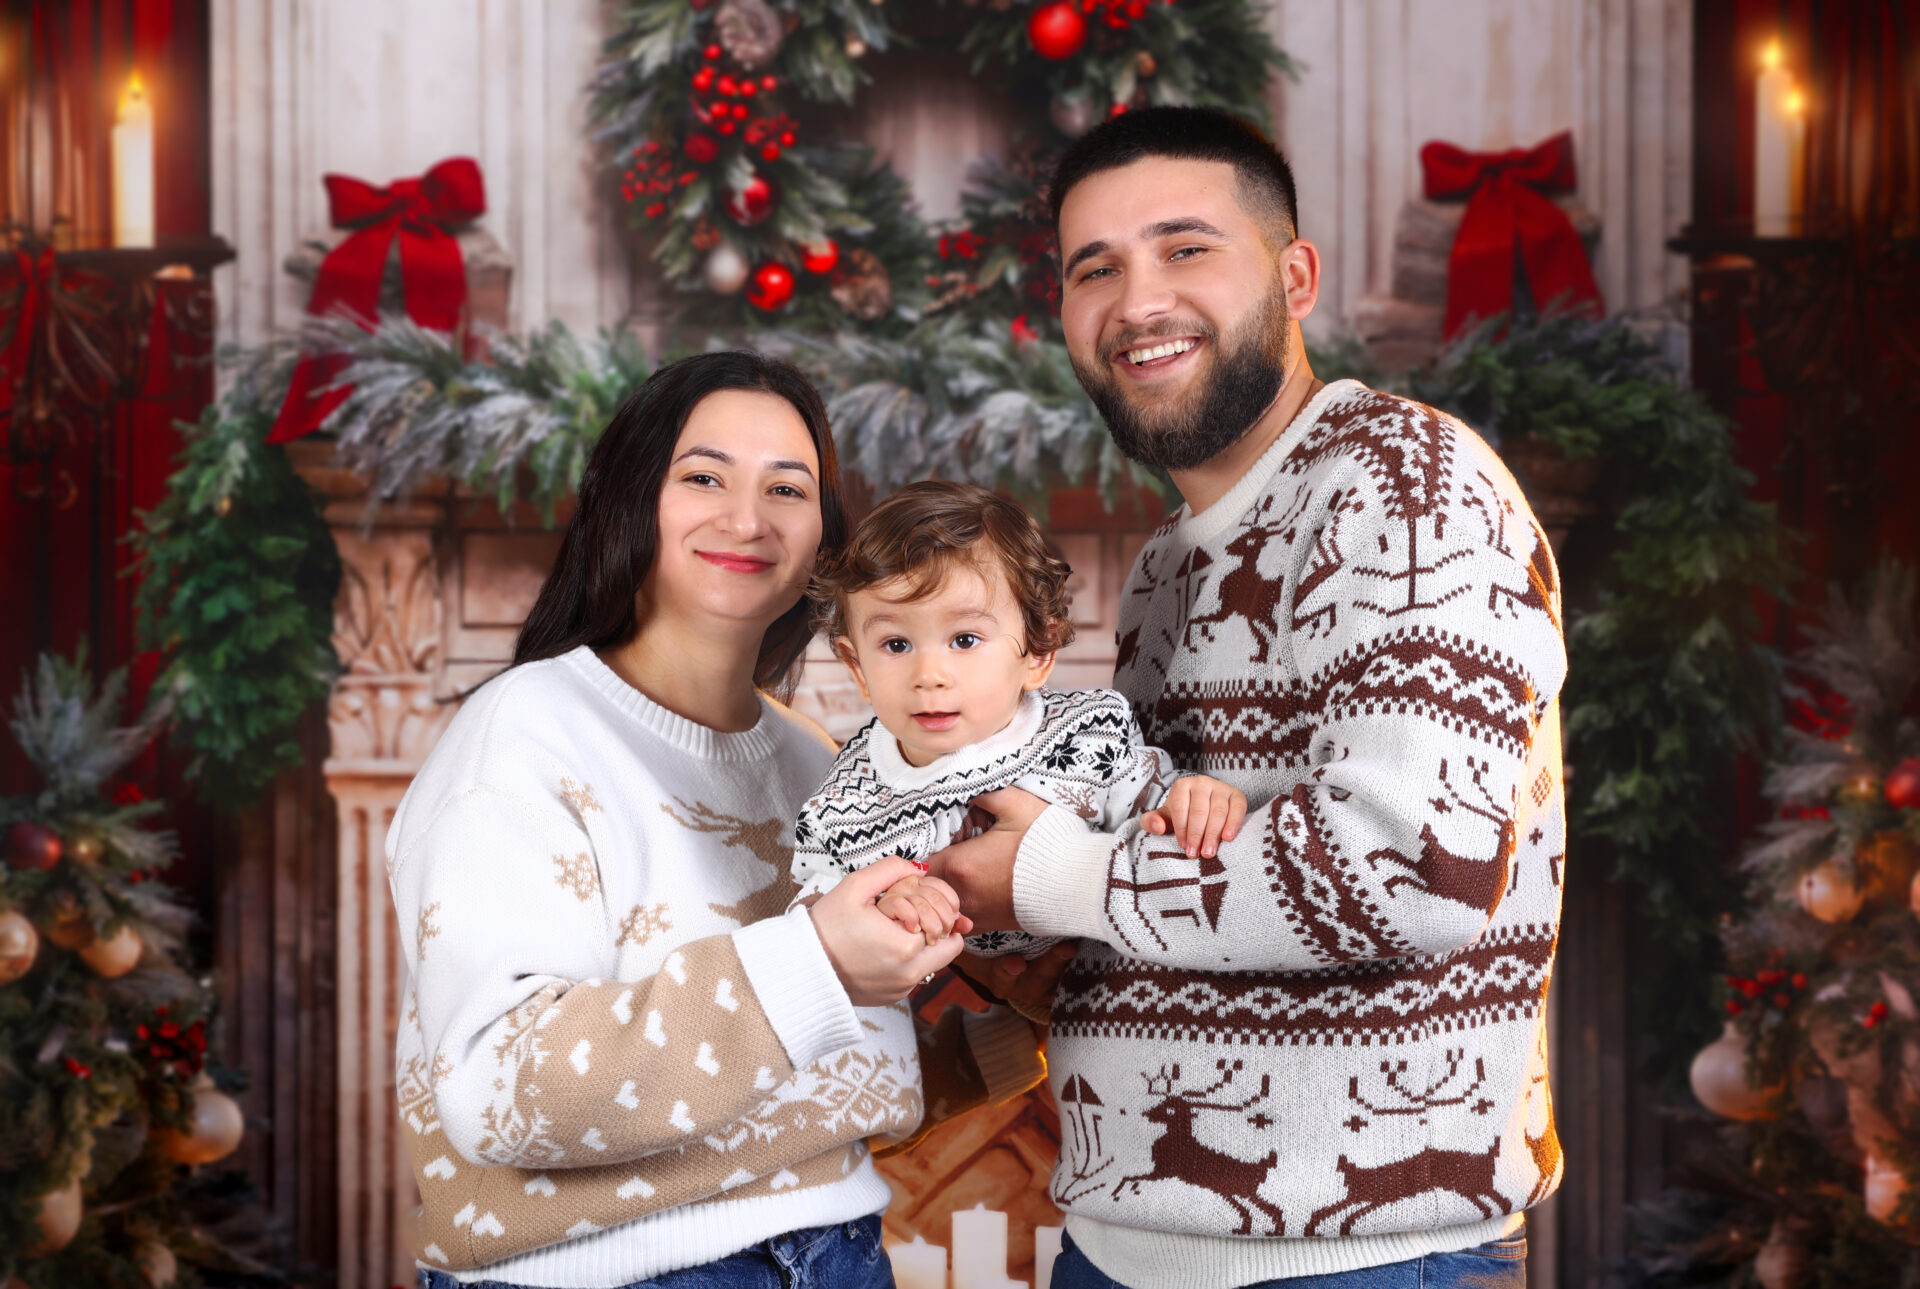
[512,351,847,699]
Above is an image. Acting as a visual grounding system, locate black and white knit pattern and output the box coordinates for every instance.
[792,688,1176,957]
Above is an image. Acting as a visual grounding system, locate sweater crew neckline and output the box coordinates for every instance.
[1177,378,1362,547]
[562,646,783,762]
[866,690,1046,789]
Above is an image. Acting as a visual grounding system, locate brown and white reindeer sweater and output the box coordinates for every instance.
[388,646,1043,1287]
[1011,380,1568,1287]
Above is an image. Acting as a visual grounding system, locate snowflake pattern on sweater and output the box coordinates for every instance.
[792,688,1176,956]
[1011,381,1569,1288]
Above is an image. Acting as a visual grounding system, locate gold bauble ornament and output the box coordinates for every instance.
[136,1239,179,1288]
[26,1176,83,1256]
[78,923,143,978]
[1796,857,1864,923]
[1688,1020,1780,1121]
[1861,830,1920,905]
[40,889,93,950]
[156,1074,245,1165]
[66,832,106,866]
[1865,1151,1911,1224]
[214,495,233,518]
[845,35,867,57]
[0,907,39,984]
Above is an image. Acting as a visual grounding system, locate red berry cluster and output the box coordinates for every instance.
[1078,0,1171,30]
[1862,999,1892,1029]
[937,230,984,260]
[690,45,793,157]
[137,1005,209,1079]
[62,1055,91,1080]
[622,141,698,219]
[1724,967,1807,1015]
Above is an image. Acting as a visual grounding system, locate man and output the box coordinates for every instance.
[934,107,1567,1289]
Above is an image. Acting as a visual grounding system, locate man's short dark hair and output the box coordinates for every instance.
[1047,106,1298,244]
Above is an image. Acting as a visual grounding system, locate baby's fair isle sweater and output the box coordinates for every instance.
[388,647,1042,1287]
[791,688,1176,957]
[1013,381,1568,1287]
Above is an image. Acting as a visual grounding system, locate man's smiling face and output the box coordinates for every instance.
[1057,155,1293,471]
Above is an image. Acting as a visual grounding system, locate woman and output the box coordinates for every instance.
[390,352,1046,1289]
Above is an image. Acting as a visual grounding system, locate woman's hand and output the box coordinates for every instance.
[811,857,971,1006]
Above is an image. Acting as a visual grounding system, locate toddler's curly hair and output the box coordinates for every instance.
[810,480,1076,657]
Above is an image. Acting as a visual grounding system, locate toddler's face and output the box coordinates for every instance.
[835,560,1055,767]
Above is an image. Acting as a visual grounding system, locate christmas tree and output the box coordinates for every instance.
[0,651,258,1287]
[1679,565,1920,1286]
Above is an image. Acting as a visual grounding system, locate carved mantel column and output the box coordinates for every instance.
[290,443,455,1289]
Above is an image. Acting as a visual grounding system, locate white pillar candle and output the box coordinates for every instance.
[111,72,155,248]
[1753,40,1800,236]
[889,1234,948,1289]
[951,1204,1009,1289]
[1033,1225,1063,1289]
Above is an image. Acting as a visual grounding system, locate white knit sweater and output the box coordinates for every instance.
[387,646,1041,1287]
[1013,381,1568,1286]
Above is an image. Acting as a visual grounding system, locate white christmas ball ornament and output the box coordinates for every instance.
[137,1239,178,1288]
[1865,1152,1910,1224]
[1797,858,1864,923]
[703,243,750,295]
[1688,1020,1780,1121]
[26,1176,83,1256]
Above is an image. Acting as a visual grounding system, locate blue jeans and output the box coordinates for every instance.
[1051,1228,1526,1289]
[416,1215,891,1289]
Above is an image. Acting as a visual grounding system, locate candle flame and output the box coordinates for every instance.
[1762,38,1782,70]
[1785,86,1806,117]
[118,72,147,116]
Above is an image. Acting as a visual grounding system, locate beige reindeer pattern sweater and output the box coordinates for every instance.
[388,647,1042,1287]
[1013,381,1568,1287]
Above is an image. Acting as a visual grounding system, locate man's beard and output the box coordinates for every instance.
[1071,281,1290,472]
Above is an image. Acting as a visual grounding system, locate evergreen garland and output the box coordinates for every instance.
[128,369,340,812]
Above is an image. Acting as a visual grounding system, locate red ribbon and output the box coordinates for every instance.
[269,157,486,443]
[1419,131,1603,341]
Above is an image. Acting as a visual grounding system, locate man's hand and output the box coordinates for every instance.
[952,941,1078,1025]
[925,786,1050,934]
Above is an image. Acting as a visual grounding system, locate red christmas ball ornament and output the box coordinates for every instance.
[746,262,796,311]
[724,174,776,226]
[1027,2,1089,59]
[800,239,840,274]
[703,43,723,61]
[761,144,782,162]
[760,75,778,92]
[1885,757,1920,811]
[692,67,714,93]
[7,821,61,871]
[684,133,720,164]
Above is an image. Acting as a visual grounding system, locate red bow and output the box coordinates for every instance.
[1419,131,1603,341]
[269,157,486,443]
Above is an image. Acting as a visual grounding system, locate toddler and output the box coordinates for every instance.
[792,480,1245,957]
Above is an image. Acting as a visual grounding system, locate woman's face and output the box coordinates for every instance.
[645,388,824,635]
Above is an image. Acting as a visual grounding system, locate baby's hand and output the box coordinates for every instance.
[875,866,974,947]
[1140,775,1247,858]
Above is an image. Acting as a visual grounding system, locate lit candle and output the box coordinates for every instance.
[1033,1225,1063,1289]
[1753,40,1799,236]
[951,1205,1009,1289]
[889,1234,948,1289]
[111,72,155,247]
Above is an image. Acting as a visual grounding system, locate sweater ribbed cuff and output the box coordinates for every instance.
[961,1006,1047,1104]
[1012,805,1116,942]
[732,908,864,1072]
